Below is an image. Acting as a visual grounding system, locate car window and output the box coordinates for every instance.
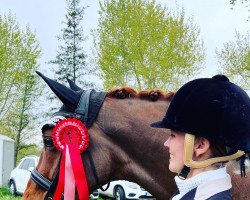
[19,159,30,170]
[28,159,35,168]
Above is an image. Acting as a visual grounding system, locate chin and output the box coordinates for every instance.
[169,165,177,173]
[169,164,182,174]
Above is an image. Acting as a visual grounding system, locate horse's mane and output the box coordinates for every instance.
[107,87,174,102]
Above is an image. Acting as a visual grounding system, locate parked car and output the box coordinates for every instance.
[8,155,99,199]
[98,180,153,200]
[8,155,39,195]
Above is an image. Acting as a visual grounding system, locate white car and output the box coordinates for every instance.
[8,155,39,195]
[8,155,99,199]
[98,180,153,200]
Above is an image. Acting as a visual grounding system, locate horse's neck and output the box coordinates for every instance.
[94,98,176,199]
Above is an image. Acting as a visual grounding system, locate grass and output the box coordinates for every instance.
[0,187,109,200]
[0,187,21,200]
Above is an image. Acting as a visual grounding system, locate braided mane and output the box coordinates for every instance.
[107,87,174,101]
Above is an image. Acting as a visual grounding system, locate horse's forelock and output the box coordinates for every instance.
[107,87,174,101]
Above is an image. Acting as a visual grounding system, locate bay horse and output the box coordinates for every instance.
[23,74,250,200]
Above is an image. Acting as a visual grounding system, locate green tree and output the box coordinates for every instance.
[8,73,42,165]
[49,0,94,87]
[2,72,42,166]
[0,13,42,165]
[216,31,250,90]
[93,0,205,91]
[0,14,26,120]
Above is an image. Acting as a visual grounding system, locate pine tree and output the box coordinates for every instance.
[50,0,94,88]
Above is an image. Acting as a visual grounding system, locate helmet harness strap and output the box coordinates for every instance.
[178,133,245,179]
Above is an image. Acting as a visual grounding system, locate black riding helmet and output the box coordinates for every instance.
[151,75,250,153]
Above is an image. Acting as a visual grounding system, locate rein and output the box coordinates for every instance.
[31,89,110,199]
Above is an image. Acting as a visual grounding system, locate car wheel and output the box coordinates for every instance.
[9,181,17,196]
[115,186,126,200]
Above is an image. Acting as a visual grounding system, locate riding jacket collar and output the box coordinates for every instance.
[172,167,232,200]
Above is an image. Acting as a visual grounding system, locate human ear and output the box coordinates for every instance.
[193,137,210,158]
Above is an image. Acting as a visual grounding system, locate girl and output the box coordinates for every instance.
[151,75,250,200]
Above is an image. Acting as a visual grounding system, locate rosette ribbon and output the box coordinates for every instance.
[52,118,89,200]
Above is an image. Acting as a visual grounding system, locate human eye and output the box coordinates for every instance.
[170,133,176,138]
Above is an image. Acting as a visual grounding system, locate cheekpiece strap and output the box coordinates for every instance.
[31,169,52,191]
[238,154,246,177]
[178,165,190,180]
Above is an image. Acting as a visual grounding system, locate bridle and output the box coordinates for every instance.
[30,89,110,199]
[31,140,110,199]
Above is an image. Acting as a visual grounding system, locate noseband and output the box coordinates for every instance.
[31,89,110,199]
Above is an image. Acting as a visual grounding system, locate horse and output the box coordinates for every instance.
[23,73,250,200]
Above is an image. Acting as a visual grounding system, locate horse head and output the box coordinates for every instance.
[23,72,176,200]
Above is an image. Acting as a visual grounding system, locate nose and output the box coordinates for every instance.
[164,137,170,148]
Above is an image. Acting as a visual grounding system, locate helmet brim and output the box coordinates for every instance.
[150,119,173,129]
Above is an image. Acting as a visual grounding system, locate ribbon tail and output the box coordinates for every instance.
[53,150,66,200]
[64,145,76,200]
[69,145,89,200]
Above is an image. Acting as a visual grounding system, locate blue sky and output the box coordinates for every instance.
[0,0,249,82]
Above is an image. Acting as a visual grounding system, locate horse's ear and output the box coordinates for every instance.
[36,71,82,111]
[67,78,82,91]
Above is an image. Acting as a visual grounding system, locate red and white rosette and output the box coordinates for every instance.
[52,118,89,200]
